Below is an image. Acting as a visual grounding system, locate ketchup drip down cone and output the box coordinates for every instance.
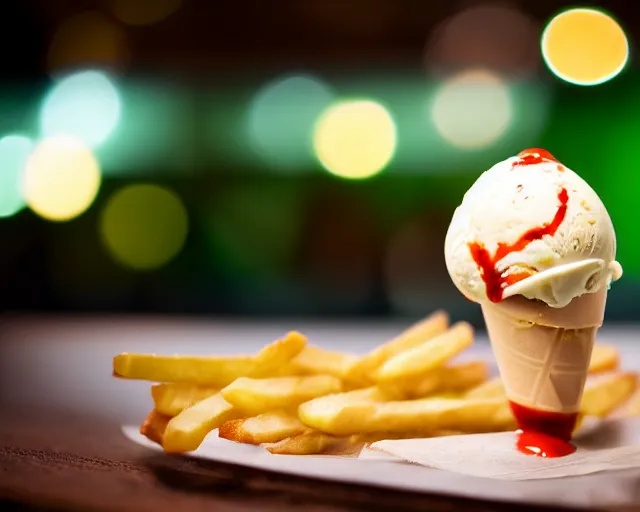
[444,149,622,457]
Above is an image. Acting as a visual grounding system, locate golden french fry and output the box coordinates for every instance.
[589,344,620,374]
[345,310,449,384]
[264,431,360,456]
[151,383,218,416]
[374,322,474,382]
[464,376,505,399]
[380,361,489,399]
[163,392,239,453]
[219,410,306,445]
[581,372,638,418]
[291,345,359,380]
[113,331,306,386]
[250,331,308,377]
[315,386,397,404]
[612,386,640,418]
[299,394,507,436]
[264,428,469,456]
[113,353,255,386]
[140,409,171,446]
[269,362,308,377]
[221,375,342,416]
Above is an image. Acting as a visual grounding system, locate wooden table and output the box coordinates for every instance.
[0,408,590,512]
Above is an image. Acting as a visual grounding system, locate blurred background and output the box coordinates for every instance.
[0,0,638,328]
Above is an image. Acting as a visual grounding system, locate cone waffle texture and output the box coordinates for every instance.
[482,288,607,413]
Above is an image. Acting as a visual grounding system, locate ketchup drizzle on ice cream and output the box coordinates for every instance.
[467,184,569,302]
[512,148,558,167]
[510,402,578,457]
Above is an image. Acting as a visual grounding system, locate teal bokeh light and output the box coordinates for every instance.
[247,73,334,170]
[40,70,121,148]
[0,134,34,218]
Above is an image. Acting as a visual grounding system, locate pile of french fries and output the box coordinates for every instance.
[113,311,640,456]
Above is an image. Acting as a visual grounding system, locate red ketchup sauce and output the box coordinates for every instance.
[468,148,576,457]
[467,186,569,303]
[510,402,578,457]
[512,148,558,167]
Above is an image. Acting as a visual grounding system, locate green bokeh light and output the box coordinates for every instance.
[247,74,335,171]
[0,134,34,218]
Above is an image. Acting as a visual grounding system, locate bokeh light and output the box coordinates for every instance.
[40,70,121,149]
[23,136,102,222]
[431,69,512,150]
[47,11,129,76]
[108,0,182,26]
[541,8,628,86]
[100,184,189,271]
[247,74,334,170]
[313,99,397,179]
[425,4,539,77]
[0,135,34,218]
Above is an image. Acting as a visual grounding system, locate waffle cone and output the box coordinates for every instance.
[481,288,607,413]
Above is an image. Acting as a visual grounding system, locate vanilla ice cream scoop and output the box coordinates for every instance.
[444,148,622,308]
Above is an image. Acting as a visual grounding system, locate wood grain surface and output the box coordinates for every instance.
[0,407,593,512]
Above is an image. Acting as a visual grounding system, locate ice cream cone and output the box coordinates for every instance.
[481,288,607,413]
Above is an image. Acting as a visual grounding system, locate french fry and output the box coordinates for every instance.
[113,331,306,386]
[380,361,489,399]
[345,310,449,385]
[266,429,470,456]
[580,372,638,417]
[311,386,397,404]
[374,322,474,382]
[250,331,308,377]
[140,409,171,445]
[264,431,361,456]
[163,392,239,453]
[589,344,620,374]
[291,345,359,380]
[219,410,306,445]
[464,376,505,399]
[612,386,640,418]
[113,353,255,386]
[221,375,343,416]
[151,383,218,416]
[299,395,508,436]
[270,361,308,377]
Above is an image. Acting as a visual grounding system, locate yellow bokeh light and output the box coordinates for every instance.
[100,184,189,271]
[23,136,101,222]
[313,99,396,179]
[542,8,628,86]
[431,69,512,150]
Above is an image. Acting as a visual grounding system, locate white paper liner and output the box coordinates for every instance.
[370,417,640,481]
[122,417,640,509]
